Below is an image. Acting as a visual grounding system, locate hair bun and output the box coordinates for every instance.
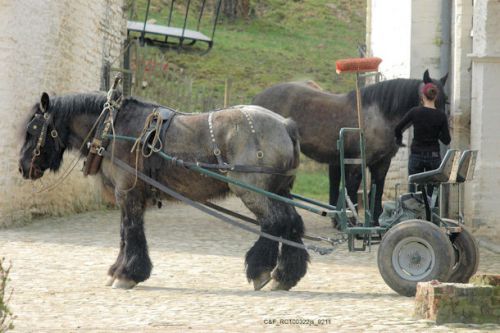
[422,83,438,100]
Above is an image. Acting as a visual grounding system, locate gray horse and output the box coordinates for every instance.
[18,92,308,291]
[252,70,448,224]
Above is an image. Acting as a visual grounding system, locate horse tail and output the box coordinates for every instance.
[284,118,300,170]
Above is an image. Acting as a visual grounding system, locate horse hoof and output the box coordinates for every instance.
[270,279,292,291]
[112,278,137,289]
[105,276,115,287]
[252,271,272,291]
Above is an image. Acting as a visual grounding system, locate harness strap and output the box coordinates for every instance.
[104,151,334,256]
[83,76,122,176]
[132,107,177,157]
[180,159,298,176]
[208,112,226,167]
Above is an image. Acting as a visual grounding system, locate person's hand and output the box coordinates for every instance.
[395,138,406,147]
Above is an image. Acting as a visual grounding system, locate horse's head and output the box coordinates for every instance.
[19,93,67,180]
[420,69,449,110]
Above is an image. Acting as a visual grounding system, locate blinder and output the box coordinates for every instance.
[27,106,63,158]
[27,113,46,137]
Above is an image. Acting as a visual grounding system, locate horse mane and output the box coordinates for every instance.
[348,78,421,119]
[41,93,167,126]
[48,92,108,124]
[120,96,160,110]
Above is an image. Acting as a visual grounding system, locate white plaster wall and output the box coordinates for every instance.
[0,0,125,227]
[409,1,442,78]
[469,0,500,241]
[368,0,412,79]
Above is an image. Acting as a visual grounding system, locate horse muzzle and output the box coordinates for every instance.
[19,163,44,180]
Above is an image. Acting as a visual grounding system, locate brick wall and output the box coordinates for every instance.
[0,0,125,227]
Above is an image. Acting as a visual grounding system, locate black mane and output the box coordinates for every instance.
[349,78,421,119]
[49,92,108,123]
[119,96,159,110]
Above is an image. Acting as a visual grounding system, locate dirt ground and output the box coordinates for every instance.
[1,197,499,332]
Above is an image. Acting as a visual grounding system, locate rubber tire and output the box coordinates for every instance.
[377,219,455,297]
[448,226,480,283]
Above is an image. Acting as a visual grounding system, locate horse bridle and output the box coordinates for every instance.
[26,103,64,174]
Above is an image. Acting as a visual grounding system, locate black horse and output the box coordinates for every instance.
[252,70,448,224]
[19,92,308,291]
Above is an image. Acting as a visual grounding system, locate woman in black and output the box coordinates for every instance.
[394,82,451,191]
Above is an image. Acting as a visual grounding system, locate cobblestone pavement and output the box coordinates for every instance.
[1,197,499,333]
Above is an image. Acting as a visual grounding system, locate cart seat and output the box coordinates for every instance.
[456,150,478,183]
[408,149,460,185]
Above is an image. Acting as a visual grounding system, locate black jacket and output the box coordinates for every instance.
[395,106,451,153]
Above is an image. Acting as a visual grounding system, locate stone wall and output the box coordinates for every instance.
[0,0,125,227]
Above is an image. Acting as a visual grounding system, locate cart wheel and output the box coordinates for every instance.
[448,227,479,283]
[377,219,454,297]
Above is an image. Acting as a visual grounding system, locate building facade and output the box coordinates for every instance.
[367,0,500,242]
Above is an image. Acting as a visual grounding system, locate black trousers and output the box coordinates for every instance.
[408,151,441,194]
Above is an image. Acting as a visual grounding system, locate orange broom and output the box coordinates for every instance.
[335,57,382,128]
[335,57,382,74]
[335,57,382,223]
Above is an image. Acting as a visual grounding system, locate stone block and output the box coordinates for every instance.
[470,274,500,287]
[415,276,500,324]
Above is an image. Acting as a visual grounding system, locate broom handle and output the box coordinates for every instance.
[355,73,363,129]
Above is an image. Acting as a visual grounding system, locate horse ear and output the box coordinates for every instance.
[40,92,50,112]
[440,73,449,86]
[423,69,432,84]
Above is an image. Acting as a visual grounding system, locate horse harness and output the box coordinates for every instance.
[83,78,123,176]
[27,101,65,176]
[132,106,177,158]
[208,107,265,168]
[127,106,298,176]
